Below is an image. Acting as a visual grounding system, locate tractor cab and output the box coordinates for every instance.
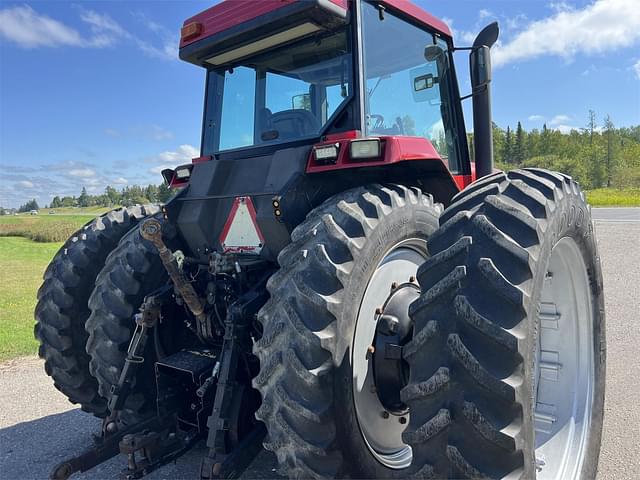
[169,0,478,262]
[180,0,466,170]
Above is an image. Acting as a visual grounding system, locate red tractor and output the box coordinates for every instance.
[37,1,605,479]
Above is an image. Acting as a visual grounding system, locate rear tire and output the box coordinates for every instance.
[85,215,169,425]
[403,168,605,478]
[34,205,159,416]
[254,185,441,478]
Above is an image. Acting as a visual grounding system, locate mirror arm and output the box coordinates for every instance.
[460,83,489,102]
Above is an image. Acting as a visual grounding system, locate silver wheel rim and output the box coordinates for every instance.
[535,237,595,479]
[352,238,427,469]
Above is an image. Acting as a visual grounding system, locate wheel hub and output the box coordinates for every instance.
[351,239,427,470]
[372,283,420,414]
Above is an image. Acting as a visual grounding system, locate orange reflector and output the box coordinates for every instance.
[181,22,202,41]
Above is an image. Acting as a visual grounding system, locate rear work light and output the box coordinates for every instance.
[350,139,381,159]
[314,143,340,164]
[174,165,192,180]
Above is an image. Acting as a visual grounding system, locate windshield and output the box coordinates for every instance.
[361,2,461,171]
[205,27,352,152]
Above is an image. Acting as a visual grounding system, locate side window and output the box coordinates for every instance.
[360,1,458,168]
[218,67,256,150]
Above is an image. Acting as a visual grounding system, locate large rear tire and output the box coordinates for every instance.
[403,168,605,478]
[85,215,169,425]
[34,205,159,416]
[254,185,442,478]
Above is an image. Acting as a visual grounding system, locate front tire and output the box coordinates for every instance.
[253,185,442,478]
[403,168,605,478]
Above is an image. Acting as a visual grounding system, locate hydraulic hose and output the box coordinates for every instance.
[140,218,213,342]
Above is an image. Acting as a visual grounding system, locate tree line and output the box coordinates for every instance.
[48,184,175,209]
[5,184,175,214]
[478,111,640,190]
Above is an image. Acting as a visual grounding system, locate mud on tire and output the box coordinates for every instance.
[253,184,441,478]
[402,168,605,478]
[34,205,159,416]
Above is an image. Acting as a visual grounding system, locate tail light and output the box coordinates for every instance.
[181,22,202,42]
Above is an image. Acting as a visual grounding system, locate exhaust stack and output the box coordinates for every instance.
[470,22,499,179]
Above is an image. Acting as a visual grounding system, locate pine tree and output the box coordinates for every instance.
[540,123,550,155]
[503,126,512,164]
[78,187,90,207]
[603,115,616,188]
[514,121,526,164]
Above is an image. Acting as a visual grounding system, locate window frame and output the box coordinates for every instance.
[200,24,358,157]
[358,0,470,175]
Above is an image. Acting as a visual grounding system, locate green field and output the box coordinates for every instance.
[0,237,62,361]
[0,208,109,242]
[585,188,640,207]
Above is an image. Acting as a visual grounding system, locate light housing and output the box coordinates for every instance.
[174,165,193,180]
[350,139,381,160]
[314,143,340,164]
[205,22,321,66]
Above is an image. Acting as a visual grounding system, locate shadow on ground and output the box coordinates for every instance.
[0,409,280,479]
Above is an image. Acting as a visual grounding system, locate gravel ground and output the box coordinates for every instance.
[1,215,638,479]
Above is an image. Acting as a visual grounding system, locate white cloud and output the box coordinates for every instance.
[78,9,130,48]
[148,125,174,141]
[0,4,177,60]
[633,59,640,80]
[528,115,545,122]
[113,177,128,185]
[69,168,96,178]
[147,144,199,174]
[18,180,34,188]
[148,144,199,164]
[549,114,571,126]
[0,5,82,48]
[493,0,640,68]
[553,124,578,134]
[479,9,494,20]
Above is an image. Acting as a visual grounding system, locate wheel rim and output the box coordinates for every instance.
[535,237,595,479]
[352,238,427,469]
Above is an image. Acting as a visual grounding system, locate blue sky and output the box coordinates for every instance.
[1,0,639,208]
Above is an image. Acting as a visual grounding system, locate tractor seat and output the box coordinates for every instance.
[269,109,321,141]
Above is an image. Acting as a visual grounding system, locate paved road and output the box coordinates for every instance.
[591,207,640,223]
[1,209,639,479]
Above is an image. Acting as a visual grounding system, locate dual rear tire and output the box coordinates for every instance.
[255,170,605,479]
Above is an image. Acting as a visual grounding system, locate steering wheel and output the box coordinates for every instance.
[369,114,385,131]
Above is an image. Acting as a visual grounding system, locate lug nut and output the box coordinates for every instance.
[391,282,398,290]
[382,411,390,419]
[409,276,416,283]
[375,307,382,315]
[399,417,407,424]
[367,345,375,354]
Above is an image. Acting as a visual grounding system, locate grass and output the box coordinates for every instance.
[586,188,640,207]
[0,213,95,242]
[0,237,62,361]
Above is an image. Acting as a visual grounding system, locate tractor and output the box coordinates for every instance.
[36,1,606,479]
